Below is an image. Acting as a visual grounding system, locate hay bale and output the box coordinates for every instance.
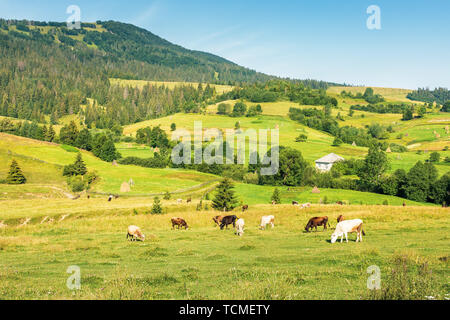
[120,182,131,193]
[312,186,321,194]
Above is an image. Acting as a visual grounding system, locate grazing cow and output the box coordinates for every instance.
[127,225,146,242]
[108,195,114,202]
[337,215,345,223]
[305,216,330,232]
[292,201,299,206]
[187,198,192,204]
[242,205,249,212]
[336,201,344,206]
[235,219,245,237]
[272,200,276,205]
[213,216,225,227]
[171,218,189,230]
[331,219,365,244]
[177,199,183,204]
[301,203,312,209]
[87,195,91,199]
[260,215,275,230]
[403,202,406,207]
[220,215,238,230]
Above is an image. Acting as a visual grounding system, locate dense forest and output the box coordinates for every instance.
[0,19,340,128]
[407,87,450,106]
[218,80,338,105]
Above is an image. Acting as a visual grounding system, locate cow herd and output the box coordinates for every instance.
[126,205,366,244]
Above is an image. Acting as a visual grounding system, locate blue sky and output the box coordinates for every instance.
[1,0,449,89]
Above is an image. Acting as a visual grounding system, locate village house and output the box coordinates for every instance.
[315,153,345,172]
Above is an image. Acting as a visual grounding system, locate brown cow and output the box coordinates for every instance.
[213,216,225,227]
[305,217,330,233]
[242,205,249,212]
[171,218,189,230]
[337,215,345,223]
[336,201,344,206]
[187,198,192,204]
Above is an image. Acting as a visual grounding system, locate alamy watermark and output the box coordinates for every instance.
[367,5,381,30]
[66,5,81,30]
[171,121,280,176]
[66,265,81,290]
[367,265,381,290]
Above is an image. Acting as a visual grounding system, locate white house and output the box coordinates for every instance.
[315,153,345,172]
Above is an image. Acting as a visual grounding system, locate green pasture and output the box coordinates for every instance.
[0,204,448,300]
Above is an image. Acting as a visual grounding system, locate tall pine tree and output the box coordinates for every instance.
[212,178,238,212]
[6,159,26,185]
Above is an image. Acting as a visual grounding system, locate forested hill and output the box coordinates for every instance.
[0,19,337,125]
[0,19,275,84]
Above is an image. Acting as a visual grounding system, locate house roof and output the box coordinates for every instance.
[315,153,345,164]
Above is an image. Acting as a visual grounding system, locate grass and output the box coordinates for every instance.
[0,133,217,196]
[233,185,433,207]
[0,204,448,300]
[109,79,234,95]
[327,86,417,104]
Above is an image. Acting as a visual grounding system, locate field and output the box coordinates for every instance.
[109,79,234,95]
[0,203,448,300]
[1,82,449,301]
[327,86,417,104]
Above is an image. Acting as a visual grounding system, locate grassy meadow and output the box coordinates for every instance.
[0,83,449,300]
[0,203,448,300]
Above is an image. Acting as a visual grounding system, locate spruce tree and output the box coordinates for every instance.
[73,153,87,176]
[6,159,26,185]
[212,178,238,212]
[271,188,281,204]
[151,197,163,214]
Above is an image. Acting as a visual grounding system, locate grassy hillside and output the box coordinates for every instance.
[0,133,217,196]
[122,112,450,176]
[0,204,448,300]
[327,86,417,104]
[110,79,234,95]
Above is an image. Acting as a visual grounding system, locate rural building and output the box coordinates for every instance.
[315,153,345,172]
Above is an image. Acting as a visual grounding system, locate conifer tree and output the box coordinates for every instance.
[6,159,26,185]
[212,178,238,212]
[151,197,163,214]
[73,153,87,176]
[271,188,281,204]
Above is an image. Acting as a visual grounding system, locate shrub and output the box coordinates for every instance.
[295,134,308,142]
[243,172,259,185]
[332,137,343,147]
[68,176,86,192]
[163,191,171,200]
[429,152,441,163]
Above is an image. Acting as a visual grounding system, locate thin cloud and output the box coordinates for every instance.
[131,1,161,27]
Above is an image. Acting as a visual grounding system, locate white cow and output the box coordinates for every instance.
[235,219,245,237]
[177,199,183,204]
[331,219,365,244]
[127,225,146,242]
[260,215,275,230]
[301,203,311,209]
